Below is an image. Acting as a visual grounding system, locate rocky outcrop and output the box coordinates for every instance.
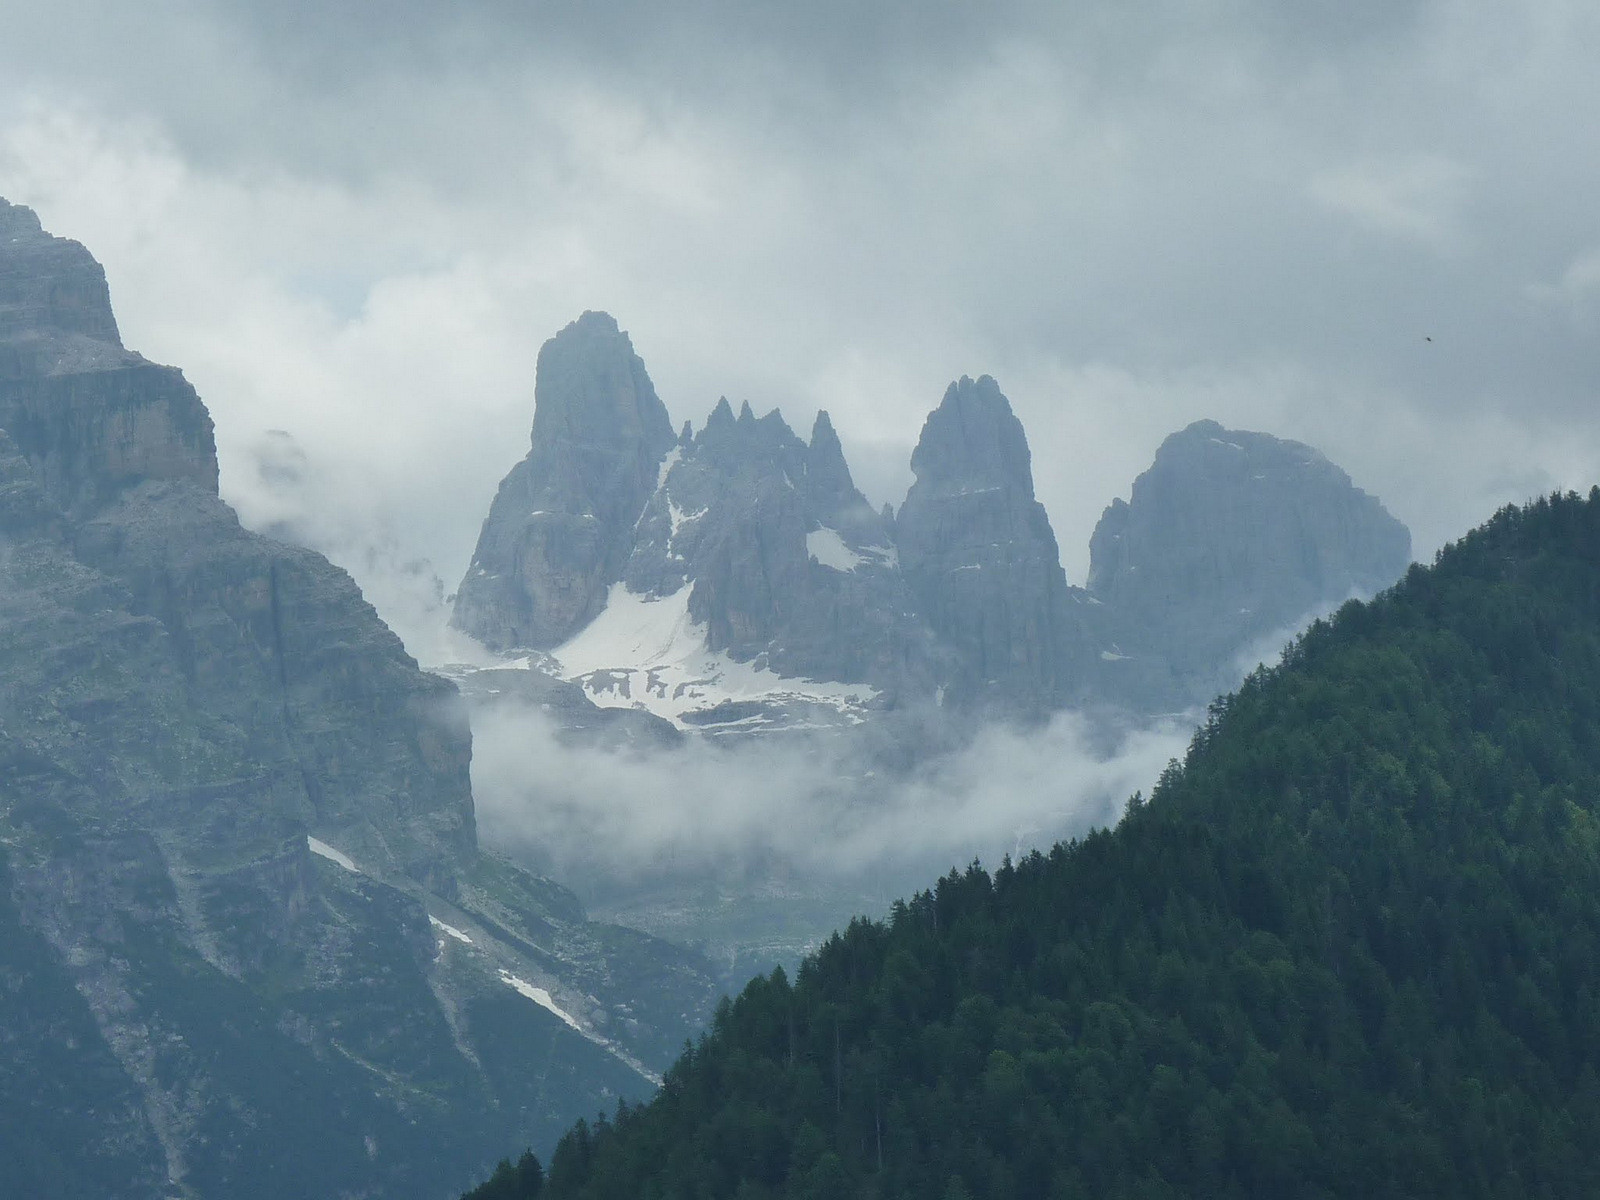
[0,201,716,1198]
[0,202,217,510]
[896,375,1089,712]
[453,320,943,733]
[455,337,1418,732]
[624,400,935,690]
[452,312,677,651]
[1087,419,1413,711]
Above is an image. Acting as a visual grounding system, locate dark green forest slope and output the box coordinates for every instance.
[468,490,1600,1199]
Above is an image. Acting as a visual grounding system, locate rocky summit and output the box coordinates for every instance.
[453,321,1418,735]
[451,311,677,652]
[454,321,944,735]
[896,374,1093,713]
[0,200,717,1200]
[1087,418,1413,712]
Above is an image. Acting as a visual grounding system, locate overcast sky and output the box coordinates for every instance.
[4,1,1599,648]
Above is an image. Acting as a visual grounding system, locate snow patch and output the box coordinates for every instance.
[550,582,877,728]
[499,971,585,1033]
[307,837,360,873]
[806,527,866,572]
[860,543,899,568]
[655,447,681,492]
[669,500,709,540]
[429,916,474,945]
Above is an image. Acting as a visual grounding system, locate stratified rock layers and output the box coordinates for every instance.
[0,199,715,1200]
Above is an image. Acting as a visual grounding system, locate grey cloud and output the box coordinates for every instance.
[2,0,1598,630]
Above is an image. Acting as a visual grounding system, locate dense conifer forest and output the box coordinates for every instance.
[465,490,1600,1198]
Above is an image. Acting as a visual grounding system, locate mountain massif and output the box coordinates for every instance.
[452,314,1411,731]
[0,200,718,1199]
[0,198,1425,1200]
[465,489,1600,1199]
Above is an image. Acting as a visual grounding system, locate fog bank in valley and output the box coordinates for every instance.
[469,701,1193,910]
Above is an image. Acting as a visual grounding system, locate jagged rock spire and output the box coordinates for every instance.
[451,311,676,651]
[806,409,858,512]
[897,375,1081,711]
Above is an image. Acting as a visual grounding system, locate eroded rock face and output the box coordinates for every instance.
[0,199,121,346]
[0,201,218,511]
[455,318,943,732]
[0,202,716,1199]
[896,375,1088,712]
[1087,418,1413,711]
[626,401,933,690]
[452,311,677,651]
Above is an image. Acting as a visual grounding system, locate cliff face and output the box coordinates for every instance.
[0,199,716,1199]
[1087,419,1413,711]
[454,328,1419,733]
[0,201,217,510]
[455,321,941,734]
[626,401,936,693]
[451,311,678,651]
[896,375,1090,712]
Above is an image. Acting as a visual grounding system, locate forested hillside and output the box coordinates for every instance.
[467,490,1600,1198]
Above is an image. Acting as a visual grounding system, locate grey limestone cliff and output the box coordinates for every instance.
[896,375,1090,713]
[624,400,935,694]
[1087,418,1412,711]
[454,318,944,733]
[452,311,677,651]
[0,200,716,1199]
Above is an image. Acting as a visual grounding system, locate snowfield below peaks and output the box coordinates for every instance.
[546,582,877,729]
[806,526,898,572]
[807,526,866,571]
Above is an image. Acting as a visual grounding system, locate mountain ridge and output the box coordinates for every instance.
[0,199,718,1199]
[452,315,1413,728]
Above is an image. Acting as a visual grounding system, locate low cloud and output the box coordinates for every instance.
[469,703,1191,906]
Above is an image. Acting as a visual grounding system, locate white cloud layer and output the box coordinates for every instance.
[470,703,1192,901]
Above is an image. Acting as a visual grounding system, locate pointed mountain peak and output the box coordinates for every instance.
[0,196,43,237]
[530,311,674,456]
[908,374,1035,501]
[452,311,676,650]
[738,399,755,423]
[806,408,856,504]
[897,373,1072,710]
[679,419,693,445]
[704,396,736,433]
[810,409,840,452]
